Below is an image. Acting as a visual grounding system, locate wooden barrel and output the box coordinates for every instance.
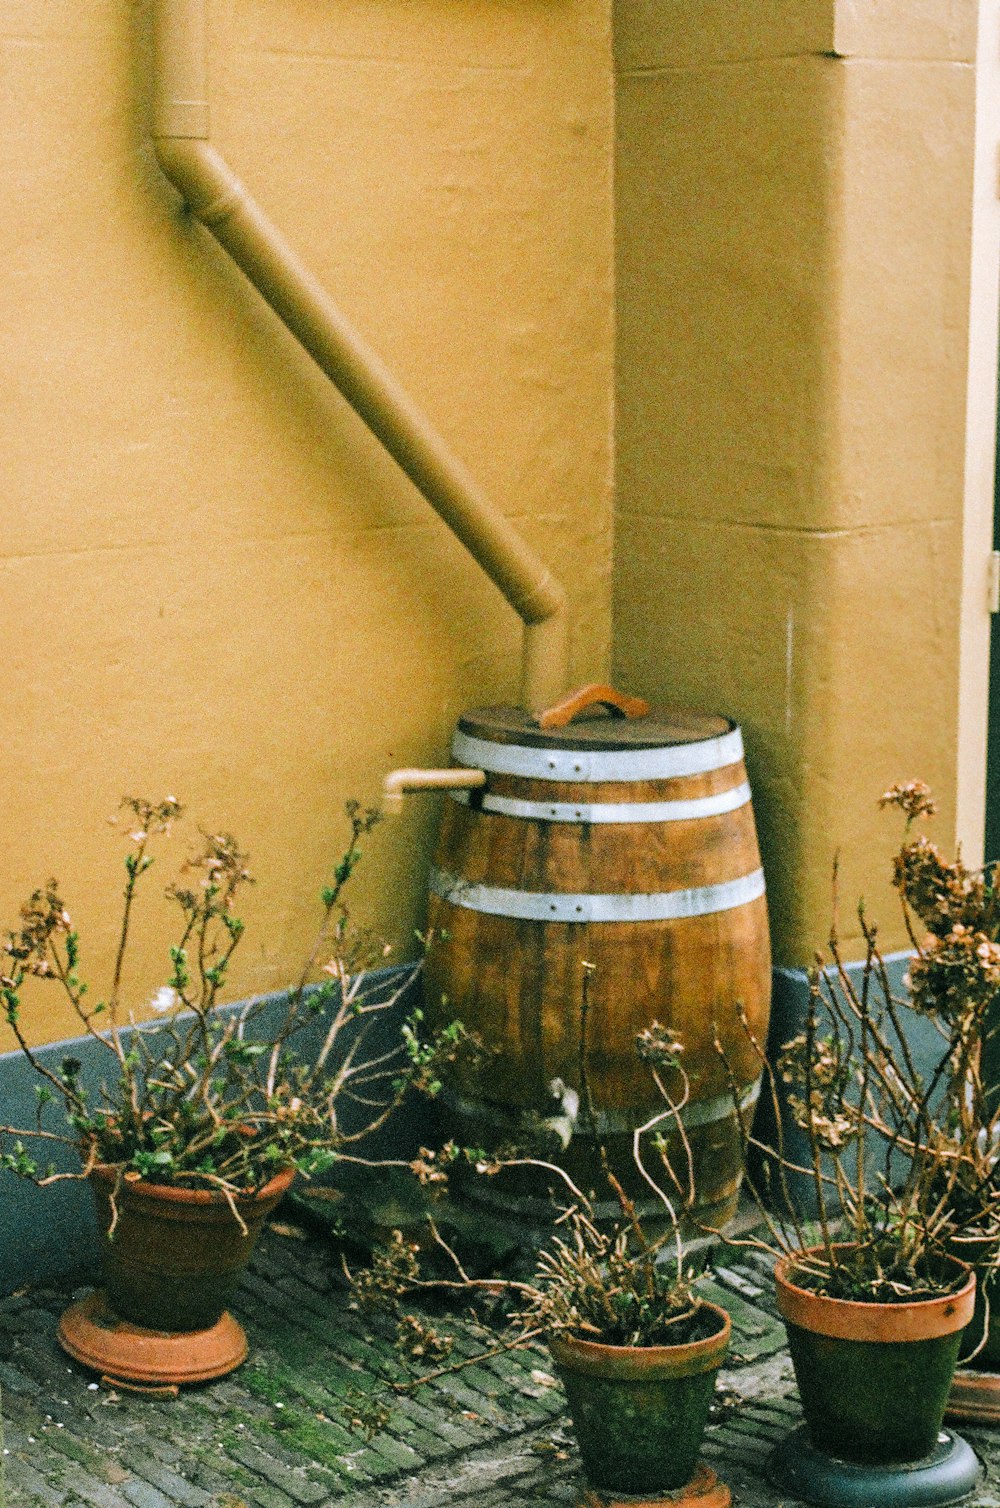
[424,696,771,1225]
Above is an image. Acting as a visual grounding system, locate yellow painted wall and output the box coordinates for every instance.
[2,0,614,1042]
[4,0,986,1039]
[613,0,978,964]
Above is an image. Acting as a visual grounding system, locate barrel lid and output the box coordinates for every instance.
[456,704,732,752]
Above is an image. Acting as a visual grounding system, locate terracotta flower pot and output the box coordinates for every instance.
[89,1164,295,1332]
[548,1301,731,1496]
[775,1249,975,1465]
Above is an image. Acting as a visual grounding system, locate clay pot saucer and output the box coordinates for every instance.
[945,1368,1000,1426]
[578,1464,731,1508]
[58,1289,247,1388]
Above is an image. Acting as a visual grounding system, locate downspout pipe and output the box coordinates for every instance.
[151,0,569,713]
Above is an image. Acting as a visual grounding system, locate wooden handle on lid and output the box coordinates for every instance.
[536,683,651,730]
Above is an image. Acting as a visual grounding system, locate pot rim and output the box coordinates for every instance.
[548,1298,731,1381]
[774,1245,975,1343]
[89,1163,295,1207]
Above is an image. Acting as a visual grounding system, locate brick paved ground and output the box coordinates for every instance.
[0,1217,998,1508]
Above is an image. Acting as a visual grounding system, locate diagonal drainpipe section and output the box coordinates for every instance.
[151,0,570,714]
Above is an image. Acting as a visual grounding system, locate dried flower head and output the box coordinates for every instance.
[343,1387,391,1441]
[908,925,1000,1023]
[777,1030,858,1150]
[350,1229,422,1315]
[879,781,937,822]
[394,1313,453,1366]
[892,836,988,938]
[182,830,254,910]
[636,1021,685,1069]
[118,795,183,839]
[7,881,71,961]
[409,1147,450,1186]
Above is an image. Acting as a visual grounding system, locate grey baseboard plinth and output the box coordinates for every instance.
[0,953,951,1290]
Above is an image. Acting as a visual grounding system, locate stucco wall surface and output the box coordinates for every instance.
[613,0,976,965]
[2,0,614,1042]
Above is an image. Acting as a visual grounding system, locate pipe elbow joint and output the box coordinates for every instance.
[152,135,239,225]
[153,131,202,184]
[513,569,569,629]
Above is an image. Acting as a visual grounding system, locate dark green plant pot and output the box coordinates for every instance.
[776,1251,976,1466]
[548,1301,730,1495]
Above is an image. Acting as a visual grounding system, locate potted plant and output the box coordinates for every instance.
[350,966,733,1508]
[721,781,998,1504]
[879,782,1000,1424]
[0,796,467,1387]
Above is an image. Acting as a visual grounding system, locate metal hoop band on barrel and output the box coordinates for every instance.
[450,725,745,783]
[428,866,766,924]
[448,779,752,825]
[441,1079,762,1137]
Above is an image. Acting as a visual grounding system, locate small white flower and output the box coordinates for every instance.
[150,986,179,1015]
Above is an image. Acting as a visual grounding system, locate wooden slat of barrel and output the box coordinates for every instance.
[424,708,771,1224]
[428,906,769,1108]
[437,780,760,894]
